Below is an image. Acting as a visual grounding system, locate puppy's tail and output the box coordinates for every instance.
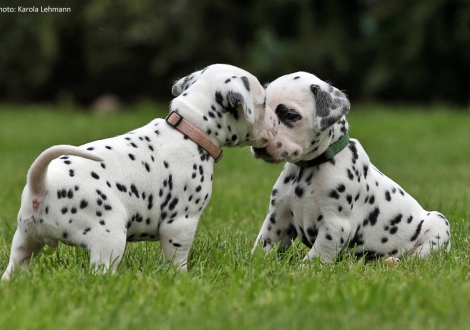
[28,145,104,196]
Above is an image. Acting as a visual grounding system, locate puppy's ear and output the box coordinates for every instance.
[171,68,206,97]
[218,76,256,123]
[311,84,350,131]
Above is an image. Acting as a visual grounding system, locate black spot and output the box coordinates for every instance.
[61,207,68,214]
[390,214,403,226]
[62,232,68,239]
[381,237,388,243]
[241,76,250,91]
[305,172,314,184]
[169,197,179,211]
[284,175,294,184]
[329,190,340,199]
[269,213,276,224]
[91,172,99,180]
[365,207,380,226]
[143,162,150,172]
[57,189,66,199]
[348,142,359,163]
[337,184,346,193]
[363,165,368,179]
[96,211,102,217]
[347,169,354,180]
[69,169,75,177]
[410,220,425,241]
[325,234,333,241]
[116,183,127,193]
[129,154,135,161]
[348,226,364,248]
[385,191,391,201]
[104,204,112,211]
[130,184,140,198]
[80,199,88,209]
[407,215,413,224]
[135,213,143,222]
[307,227,318,238]
[295,186,304,198]
[168,175,173,190]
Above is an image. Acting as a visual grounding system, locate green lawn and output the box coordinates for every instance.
[0,103,469,330]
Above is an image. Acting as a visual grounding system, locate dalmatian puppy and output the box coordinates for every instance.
[251,72,450,264]
[2,64,278,280]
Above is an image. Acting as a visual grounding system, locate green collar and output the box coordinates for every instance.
[294,132,350,168]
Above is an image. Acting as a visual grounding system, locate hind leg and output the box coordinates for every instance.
[87,231,127,274]
[410,211,451,257]
[2,229,44,280]
[159,215,200,271]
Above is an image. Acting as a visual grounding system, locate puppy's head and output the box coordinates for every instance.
[171,64,278,148]
[252,72,350,163]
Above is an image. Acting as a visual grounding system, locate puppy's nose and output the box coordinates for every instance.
[252,146,270,158]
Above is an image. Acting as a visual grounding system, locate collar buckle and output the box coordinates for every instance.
[165,111,184,128]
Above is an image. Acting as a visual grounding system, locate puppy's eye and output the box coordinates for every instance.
[275,104,302,128]
[286,112,301,121]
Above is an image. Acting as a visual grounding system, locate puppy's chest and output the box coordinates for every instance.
[284,163,366,222]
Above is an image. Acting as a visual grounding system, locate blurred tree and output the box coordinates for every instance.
[0,0,468,106]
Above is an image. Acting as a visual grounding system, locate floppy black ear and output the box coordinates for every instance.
[311,84,350,131]
[171,68,206,96]
[218,76,256,123]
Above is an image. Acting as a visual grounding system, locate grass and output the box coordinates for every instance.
[1,103,470,329]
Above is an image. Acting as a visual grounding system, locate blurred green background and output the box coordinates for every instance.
[0,0,469,107]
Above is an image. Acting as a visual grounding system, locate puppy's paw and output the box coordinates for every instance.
[385,257,399,267]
